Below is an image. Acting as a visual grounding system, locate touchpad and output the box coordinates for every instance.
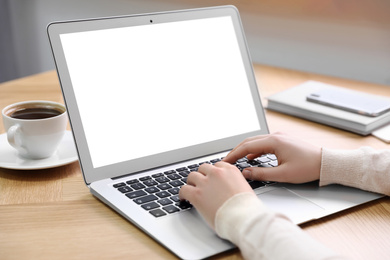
[256,187,325,224]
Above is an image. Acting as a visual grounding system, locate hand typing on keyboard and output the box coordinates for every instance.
[223,132,322,184]
[112,154,275,219]
[179,132,322,229]
[179,161,254,229]
[113,132,321,222]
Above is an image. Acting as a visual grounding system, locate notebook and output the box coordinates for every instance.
[47,6,383,259]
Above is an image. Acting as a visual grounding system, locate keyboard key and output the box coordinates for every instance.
[143,179,158,187]
[257,157,270,163]
[236,158,247,163]
[133,194,158,205]
[164,170,176,175]
[199,161,210,165]
[126,190,147,199]
[141,202,160,210]
[126,179,139,185]
[155,176,170,183]
[267,154,277,160]
[176,167,188,172]
[139,176,151,181]
[113,182,126,188]
[149,209,167,218]
[248,180,265,189]
[118,186,133,193]
[247,160,260,166]
[152,173,164,178]
[170,195,180,202]
[167,173,181,180]
[157,183,172,190]
[258,163,272,168]
[187,164,198,169]
[158,198,173,206]
[130,183,146,190]
[163,205,180,214]
[145,187,160,193]
[268,160,278,167]
[178,170,190,177]
[168,187,180,195]
[169,180,184,187]
[237,162,252,170]
[210,158,221,164]
[177,200,192,210]
[156,191,171,198]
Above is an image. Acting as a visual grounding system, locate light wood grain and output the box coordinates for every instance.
[302,198,390,260]
[0,200,177,260]
[0,65,389,259]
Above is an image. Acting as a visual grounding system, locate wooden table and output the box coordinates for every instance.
[1,64,389,260]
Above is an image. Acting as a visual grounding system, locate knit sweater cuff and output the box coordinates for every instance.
[320,147,390,196]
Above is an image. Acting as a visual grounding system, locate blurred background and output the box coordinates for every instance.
[1,0,389,85]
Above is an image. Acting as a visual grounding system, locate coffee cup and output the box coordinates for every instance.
[2,100,68,159]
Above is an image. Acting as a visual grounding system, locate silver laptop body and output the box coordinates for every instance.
[47,6,382,259]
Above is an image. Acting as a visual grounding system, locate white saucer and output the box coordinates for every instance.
[0,131,78,170]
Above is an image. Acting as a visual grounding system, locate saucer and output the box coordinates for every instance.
[0,131,78,170]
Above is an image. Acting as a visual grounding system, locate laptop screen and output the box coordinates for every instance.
[60,16,260,168]
[48,6,269,183]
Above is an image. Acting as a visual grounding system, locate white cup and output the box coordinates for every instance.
[2,100,67,159]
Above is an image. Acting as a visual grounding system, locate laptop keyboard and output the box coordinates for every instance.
[113,155,278,218]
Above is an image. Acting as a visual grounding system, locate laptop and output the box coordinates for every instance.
[47,5,382,259]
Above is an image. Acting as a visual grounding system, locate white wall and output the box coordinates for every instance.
[5,0,390,85]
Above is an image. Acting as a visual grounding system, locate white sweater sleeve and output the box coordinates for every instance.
[320,147,390,196]
[215,192,346,260]
[213,146,390,259]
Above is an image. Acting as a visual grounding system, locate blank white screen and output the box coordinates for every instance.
[60,16,260,168]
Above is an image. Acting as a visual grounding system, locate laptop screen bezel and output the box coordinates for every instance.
[47,5,269,185]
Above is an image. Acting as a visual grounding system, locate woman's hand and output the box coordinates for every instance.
[223,132,322,184]
[179,162,254,229]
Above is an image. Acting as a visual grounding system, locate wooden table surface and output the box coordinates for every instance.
[0,64,389,260]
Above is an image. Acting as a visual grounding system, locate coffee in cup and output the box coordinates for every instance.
[2,100,68,159]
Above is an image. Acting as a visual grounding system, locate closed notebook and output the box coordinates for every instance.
[266,81,390,135]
